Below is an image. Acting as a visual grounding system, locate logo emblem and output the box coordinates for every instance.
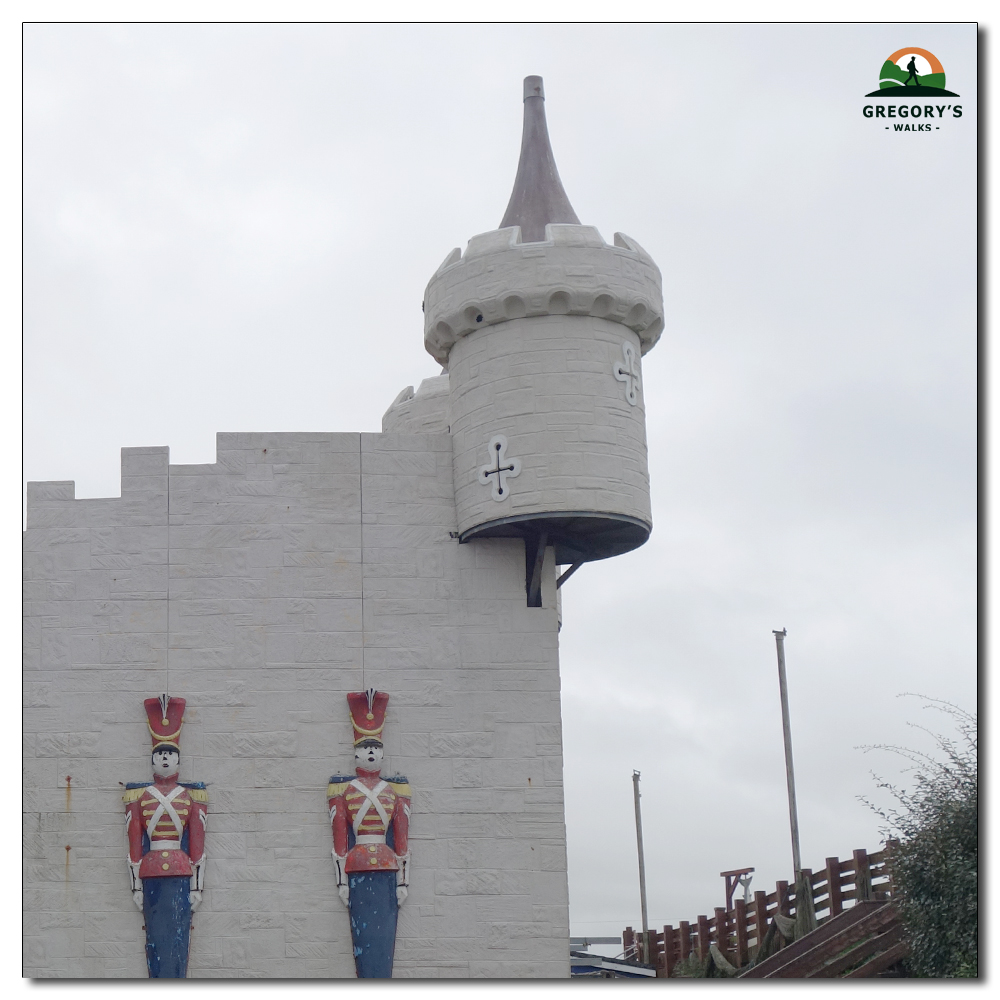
[865,47,958,97]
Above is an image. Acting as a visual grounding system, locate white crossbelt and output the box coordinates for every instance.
[145,785,185,841]
[350,779,389,835]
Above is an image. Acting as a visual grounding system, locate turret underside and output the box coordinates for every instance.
[460,511,651,565]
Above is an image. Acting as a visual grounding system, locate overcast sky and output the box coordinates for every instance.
[23,22,977,949]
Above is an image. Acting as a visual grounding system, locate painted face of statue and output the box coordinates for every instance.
[151,748,180,779]
[355,742,384,771]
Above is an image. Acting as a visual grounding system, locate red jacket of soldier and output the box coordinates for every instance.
[328,769,410,872]
[124,775,208,879]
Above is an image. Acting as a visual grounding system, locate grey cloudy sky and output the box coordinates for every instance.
[23,22,976,945]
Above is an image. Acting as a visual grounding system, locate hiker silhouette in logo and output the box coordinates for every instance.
[903,55,920,86]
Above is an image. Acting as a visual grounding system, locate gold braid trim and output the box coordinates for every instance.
[327,782,351,798]
[122,787,148,803]
[351,721,385,739]
[147,722,182,744]
[188,788,209,803]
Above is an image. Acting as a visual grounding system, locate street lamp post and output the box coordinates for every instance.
[773,628,802,878]
[632,769,650,963]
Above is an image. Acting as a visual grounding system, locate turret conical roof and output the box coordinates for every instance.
[499,76,580,243]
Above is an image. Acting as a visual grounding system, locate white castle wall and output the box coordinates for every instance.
[23,435,569,978]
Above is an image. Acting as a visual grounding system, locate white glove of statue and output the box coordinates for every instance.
[189,890,203,912]
[395,853,410,908]
[128,861,144,911]
[333,852,350,908]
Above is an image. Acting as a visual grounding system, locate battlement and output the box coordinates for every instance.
[24,447,169,529]
[382,374,451,434]
[423,224,664,367]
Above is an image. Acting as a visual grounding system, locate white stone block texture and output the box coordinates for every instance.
[449,317,651,538]
[24,435,569,978]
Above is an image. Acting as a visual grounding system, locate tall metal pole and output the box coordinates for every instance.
[773,628,802,878]
[632,769,650,962]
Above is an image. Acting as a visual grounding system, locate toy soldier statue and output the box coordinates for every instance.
[328,689,411,978]
[122,695,208,978]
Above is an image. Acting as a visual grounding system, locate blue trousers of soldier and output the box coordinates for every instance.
[348,871,398,978]
[143,876,191,978]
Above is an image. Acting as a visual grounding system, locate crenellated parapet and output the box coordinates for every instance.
[423,224,663,368]
[24,447,169,529]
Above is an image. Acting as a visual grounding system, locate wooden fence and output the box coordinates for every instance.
[623,844,897,977]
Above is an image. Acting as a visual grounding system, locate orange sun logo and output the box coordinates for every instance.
[866,47,958,97]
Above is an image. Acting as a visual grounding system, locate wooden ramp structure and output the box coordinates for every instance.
[623,842,908,978]
[738,899,907,978]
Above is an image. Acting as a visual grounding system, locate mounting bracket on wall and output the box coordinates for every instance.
[524,545,584,605]
[525,531,549,607]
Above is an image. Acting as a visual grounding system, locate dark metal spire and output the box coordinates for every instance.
[499,76,580,242]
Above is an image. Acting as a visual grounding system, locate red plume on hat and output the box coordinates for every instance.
[144,694,185,751]
[347,689,388,746]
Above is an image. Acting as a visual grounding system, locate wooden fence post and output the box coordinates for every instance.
[753,890,769,948]
[715,907,728,953]
[884,838,899,897]
[794,868,817,936]
[679,920,692,962]
[776,879,791,917]
[826,856,843,916]
[697,915,710,961]
[735,898,749,967]
[663,925,675,977]
[623,926,635,960]
[854,848,871,902]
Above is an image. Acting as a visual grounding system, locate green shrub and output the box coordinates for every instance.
[860,697,977,977]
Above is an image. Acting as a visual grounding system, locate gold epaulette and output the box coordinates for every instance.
[387,780,411,798]
[122,786,148,803]
[188,788,209,804]
[327,781,351,798]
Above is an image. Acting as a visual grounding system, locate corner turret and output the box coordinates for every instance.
[422,77,665,602]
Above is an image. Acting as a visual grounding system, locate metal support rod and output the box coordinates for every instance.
[773,628,802,879]
[632,769,650,963]
[555,562,582,589]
